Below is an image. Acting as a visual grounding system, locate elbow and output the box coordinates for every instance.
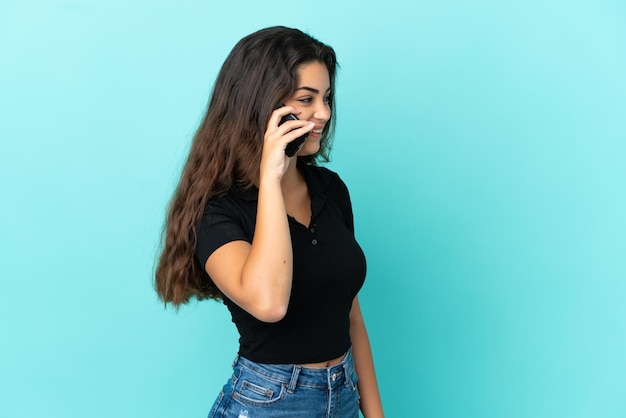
[239,267,291,322]
[254,303,288,323]
[254,306,287,323]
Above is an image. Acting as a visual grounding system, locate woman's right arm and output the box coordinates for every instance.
[203,106,314,323]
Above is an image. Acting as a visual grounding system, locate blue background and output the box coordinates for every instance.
[1,1,625,417]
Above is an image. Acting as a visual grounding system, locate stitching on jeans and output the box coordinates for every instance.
[241,380,274,398]
[233,382,287,407]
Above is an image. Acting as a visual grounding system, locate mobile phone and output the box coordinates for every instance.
[279,112,309,157]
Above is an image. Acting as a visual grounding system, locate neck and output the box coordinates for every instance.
[281,159,304,193]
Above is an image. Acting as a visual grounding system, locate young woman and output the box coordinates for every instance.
[155,26,384,418]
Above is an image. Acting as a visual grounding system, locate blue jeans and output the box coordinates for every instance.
[208,348,360,418]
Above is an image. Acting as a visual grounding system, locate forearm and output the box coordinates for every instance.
[350,298,384,418]
[241,179,292,320]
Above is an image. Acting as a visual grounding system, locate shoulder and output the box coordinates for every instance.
[195,190,256,264]
[203,187,257,214]
[198,189,257,234]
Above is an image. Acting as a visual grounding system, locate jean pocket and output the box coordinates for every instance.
[232,373,286,407]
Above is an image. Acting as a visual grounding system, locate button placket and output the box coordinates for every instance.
[310,223,318,245]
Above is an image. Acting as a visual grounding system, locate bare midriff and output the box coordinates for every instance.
[298,352,347,369]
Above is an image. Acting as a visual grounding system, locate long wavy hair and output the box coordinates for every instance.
[155,26,338,307]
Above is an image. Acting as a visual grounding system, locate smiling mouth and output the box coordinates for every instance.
[311,128,323,134]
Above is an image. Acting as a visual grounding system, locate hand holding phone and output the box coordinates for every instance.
[279,112,309,157]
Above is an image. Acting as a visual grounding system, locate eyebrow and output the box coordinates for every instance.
[295,86,332,94]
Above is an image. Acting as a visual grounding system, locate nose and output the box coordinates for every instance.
[313,100,330,122]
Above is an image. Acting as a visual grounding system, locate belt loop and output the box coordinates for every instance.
[287,365,301,393]
[231,354,239,368]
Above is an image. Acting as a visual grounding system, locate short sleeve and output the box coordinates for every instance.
[195,197,252,267]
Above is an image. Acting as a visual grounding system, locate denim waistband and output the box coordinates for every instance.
[232,347,355,392]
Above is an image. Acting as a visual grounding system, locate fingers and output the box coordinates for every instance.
[260,106,314,181]
[265,106,314,146]
[267,105,300,130]
[280,121,315,143]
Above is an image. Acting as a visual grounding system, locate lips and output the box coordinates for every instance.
[311,126,324,134]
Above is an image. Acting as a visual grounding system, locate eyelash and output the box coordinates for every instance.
[298,95,332,104]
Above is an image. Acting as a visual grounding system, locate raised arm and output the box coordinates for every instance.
[204,106,314,323]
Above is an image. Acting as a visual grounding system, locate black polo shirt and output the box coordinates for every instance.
[195,161,366,364]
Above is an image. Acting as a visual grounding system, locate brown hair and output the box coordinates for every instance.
[155,26,338,307]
